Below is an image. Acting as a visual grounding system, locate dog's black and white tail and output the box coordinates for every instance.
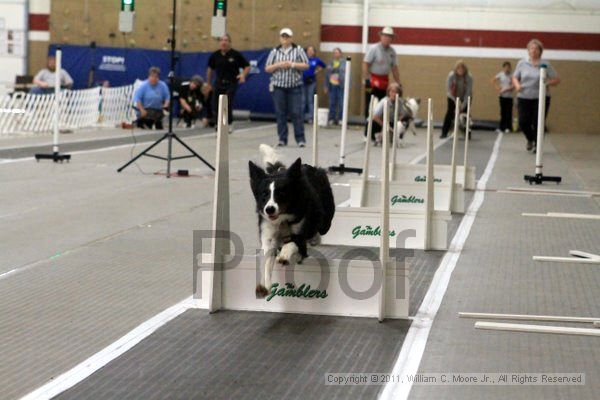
[259,144,285,174]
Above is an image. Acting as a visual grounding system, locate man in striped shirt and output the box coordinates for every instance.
[265,28,309,147]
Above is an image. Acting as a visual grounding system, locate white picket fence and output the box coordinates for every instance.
[0,83,137,136]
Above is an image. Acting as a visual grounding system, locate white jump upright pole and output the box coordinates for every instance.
[449,97,460,210]
[424,98,434,250]
[329,57,361,174]
[360,95,376,207]
[207,94,231,313]
[524,66,561,184]
[35,47,71,162]
[312,93,318,166]
[378,98,390,322]
[534,71,546,175]
[389,93,400,180]
[52,51,61,153]
[463,96,471,188]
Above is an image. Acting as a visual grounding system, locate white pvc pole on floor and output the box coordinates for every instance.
[338,57,352,167]
[312,93,318,166]
[535,68,547,176]
[52,49,62,154]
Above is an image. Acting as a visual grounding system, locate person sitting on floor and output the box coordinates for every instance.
[31,54,74,95]
[133,67,170,130]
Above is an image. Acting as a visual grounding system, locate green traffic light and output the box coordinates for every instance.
[121,0,135,12]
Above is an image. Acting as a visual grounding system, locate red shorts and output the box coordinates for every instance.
[370,73,389,90]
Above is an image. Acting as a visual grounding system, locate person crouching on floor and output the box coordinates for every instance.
[370,83,402,145]
[133,67,170,130]
[179,75,212,128]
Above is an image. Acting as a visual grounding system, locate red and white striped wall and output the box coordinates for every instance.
[29,0,50,41]
[320,2,600,61]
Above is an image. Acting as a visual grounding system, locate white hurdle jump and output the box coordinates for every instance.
[322,98,451,250]
[193,95,409,321]
[348,94,464,214]
[391,96,476,194]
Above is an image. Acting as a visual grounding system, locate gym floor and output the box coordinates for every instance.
[0,123,598,399]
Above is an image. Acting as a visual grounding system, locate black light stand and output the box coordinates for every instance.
[117,0,214,177]
[87,41,97,88]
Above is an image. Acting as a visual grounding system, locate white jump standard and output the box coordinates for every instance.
[194,95,409,321]
[523,65,561,185]
[34,47,71,163]
[328,56,362,174]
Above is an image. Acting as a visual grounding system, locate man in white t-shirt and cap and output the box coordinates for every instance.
[362,26,401,118]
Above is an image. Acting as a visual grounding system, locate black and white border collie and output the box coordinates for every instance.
[248,144,335,298]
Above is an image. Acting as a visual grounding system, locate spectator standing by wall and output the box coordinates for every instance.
[31,55,73,94]
[265,28,309,147]
[324,47,346,126]
[362,26,400,119]
[302,45,326,122]
[207,34,250,129]
[492,61,515,133]
[440,60,473,138]
[512,39,561,151]
[133,67,170,130]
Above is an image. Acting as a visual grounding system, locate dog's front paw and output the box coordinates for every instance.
[276,242,300,266]
[256,284,269,298]
[309,233,321,246]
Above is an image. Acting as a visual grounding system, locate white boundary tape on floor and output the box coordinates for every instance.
[474,321,600,337]
[322,99,451,250]
[379,131,503,400]
[459,312,600,324]
[19,296,194,400]
[193,95,409,320]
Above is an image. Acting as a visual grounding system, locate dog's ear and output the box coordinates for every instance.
[248,161,266,196]
[287,158,302,180]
